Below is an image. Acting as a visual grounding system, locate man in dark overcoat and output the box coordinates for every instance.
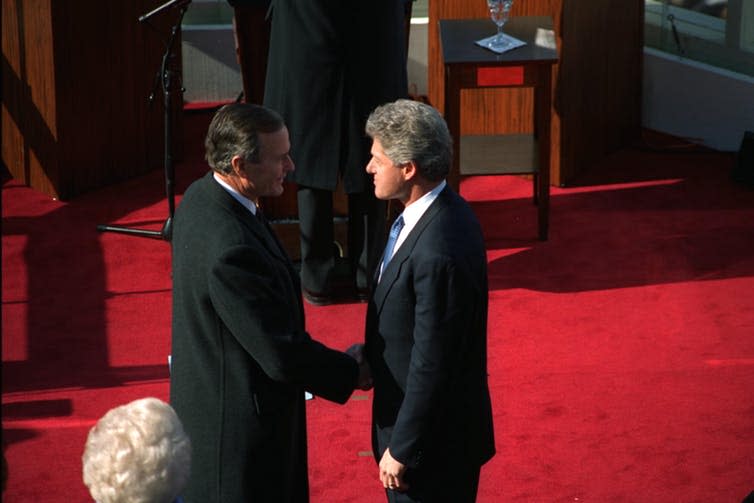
[363,100,496,502]
[263,0,409,304]
[170,103,364,502]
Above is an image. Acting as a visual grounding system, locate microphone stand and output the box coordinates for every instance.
[97,0,191,241]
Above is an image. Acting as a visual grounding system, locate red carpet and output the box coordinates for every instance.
[3,110,754,502]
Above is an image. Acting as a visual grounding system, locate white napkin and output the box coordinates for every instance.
[475,33,526,54]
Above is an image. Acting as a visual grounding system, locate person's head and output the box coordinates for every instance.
[365,99,452,204]
[82,397,191,503]
[205,103,294,204]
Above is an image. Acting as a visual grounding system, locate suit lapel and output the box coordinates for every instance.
[257,213,301,293]
[256,210,290,263]
[203,172,293,267]
[372,186,454,312]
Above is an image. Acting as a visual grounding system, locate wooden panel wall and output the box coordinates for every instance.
[556,0,643,181]
[2,0,59,196]
[428,0,642,186]
[2,0,183,200]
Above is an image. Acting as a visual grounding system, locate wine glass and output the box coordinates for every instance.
[486,0,514,51]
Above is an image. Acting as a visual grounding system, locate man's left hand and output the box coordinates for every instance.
[379,447,409,492]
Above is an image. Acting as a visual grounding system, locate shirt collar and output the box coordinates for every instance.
[401,180,446,229]
[213,172,258,215]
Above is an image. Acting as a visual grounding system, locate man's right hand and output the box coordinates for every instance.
[346,343,373,390]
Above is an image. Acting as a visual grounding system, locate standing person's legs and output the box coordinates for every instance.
[348,190,387,296]
[298,186,335,304]
[340,0,404,297]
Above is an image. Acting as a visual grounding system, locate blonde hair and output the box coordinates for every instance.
[82,397,190,503]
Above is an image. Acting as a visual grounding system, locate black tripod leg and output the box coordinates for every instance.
[96,6,186,243]
[95,224,165,239]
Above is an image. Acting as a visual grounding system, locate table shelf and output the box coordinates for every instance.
[460,134,539,176]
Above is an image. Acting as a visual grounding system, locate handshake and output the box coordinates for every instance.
[346,344,373,390]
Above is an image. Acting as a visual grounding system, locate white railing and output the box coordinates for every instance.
[644,0,753,77]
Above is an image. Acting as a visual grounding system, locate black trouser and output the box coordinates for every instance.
[297,186,386,293]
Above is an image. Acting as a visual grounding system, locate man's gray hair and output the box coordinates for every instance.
[204,103,286,174]
[365,99,452,181]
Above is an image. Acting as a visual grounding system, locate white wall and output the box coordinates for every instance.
[642,47,754,152]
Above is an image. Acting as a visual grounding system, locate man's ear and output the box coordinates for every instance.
[230,155,246,177]
[402,161,418,181]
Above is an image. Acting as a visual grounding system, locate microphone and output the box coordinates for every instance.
[138,0,191,23]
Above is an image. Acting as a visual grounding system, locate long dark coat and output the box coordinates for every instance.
[263,0,408,193]
[170,172,358,502]
[365,186,496,497]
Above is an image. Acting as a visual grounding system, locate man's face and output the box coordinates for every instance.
[240,127,294,201]
[366,138,408,201]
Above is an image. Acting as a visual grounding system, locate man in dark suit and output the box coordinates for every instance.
[170,103,367,502]
[263,0,409,305]
[363,99,496,502]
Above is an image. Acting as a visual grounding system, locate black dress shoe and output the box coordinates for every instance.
[302,288,333,306]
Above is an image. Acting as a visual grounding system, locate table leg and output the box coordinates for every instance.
[444,65,462,193]
[535,64,552,240]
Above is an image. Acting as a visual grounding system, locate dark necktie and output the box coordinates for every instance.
[254,207,300,286]
[380,214,405,278]
[255,207,267,226]
[255,208,280,250]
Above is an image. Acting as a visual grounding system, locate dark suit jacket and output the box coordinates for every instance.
[227,0,270,6]
[365,186,495,480]
[170,172,358,503]
[263,0,408,193]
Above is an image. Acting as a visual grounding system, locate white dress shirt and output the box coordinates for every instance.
[391,180,446,257]
[213,172,258,216]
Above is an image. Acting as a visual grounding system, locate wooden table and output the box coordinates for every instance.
[440,17,558,240]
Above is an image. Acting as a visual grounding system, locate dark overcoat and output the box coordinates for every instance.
[170,172,358,502]
[263,0,408,193]
[365,186,496,494]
